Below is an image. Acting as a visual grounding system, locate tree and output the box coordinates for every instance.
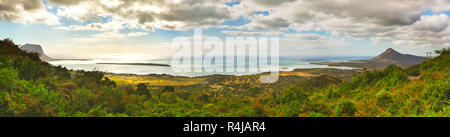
[162,86,175,92]
[136,83,149,95]
[101,77,117,87]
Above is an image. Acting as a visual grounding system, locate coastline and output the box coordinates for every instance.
[96,63,171,67]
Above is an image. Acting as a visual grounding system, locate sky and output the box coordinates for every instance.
[1,0,450,59]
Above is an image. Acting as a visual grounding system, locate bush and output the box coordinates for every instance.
[70,88,96,114]
[406,64,421,76]
[136,83,150,96]
[376,89,394,108]
[335,99,357,116]
[0,68,18,90]
[162,86,175,92]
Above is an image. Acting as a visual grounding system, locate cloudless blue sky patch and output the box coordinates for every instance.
[422,8,450,16]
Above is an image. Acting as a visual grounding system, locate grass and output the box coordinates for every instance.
[280,72,318,77]
[106,74,207,86]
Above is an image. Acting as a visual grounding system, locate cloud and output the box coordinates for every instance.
[71,31,126,43]
[1,0,450,50]
[431,0,450,12]
[303,0,428,26]
[243,15,291,30]
[92,32,125,39]
[55,4,102,22]
[127,32,148,37]
[51,0,237,30]
[0,0,60,25]
[242,0,445,27]
[221,30,283,36]
[55,16,129,31]
[242,0,434,26]
[1,0,237,30]
[278,33,360,56]
[285,33,321,40]
[55,23,105,31]
[413,14,450,32]
[235,0,450,48]
[250,0,297,7]
[48,0,85,6]
[71,31,147,43]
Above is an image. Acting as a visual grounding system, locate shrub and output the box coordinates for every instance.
[136,83,150,97]
[376,89,394,108]
[0,67,18,90]
[335,99,357,116]
[162,86,175,92]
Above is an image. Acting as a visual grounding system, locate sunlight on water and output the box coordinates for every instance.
[94,54,160,63]
[48,55,360,77]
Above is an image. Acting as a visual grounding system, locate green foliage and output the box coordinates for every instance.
[375,65,409,89]
[406,64,421,76]
[162,86,175,92]
[135,83,151,98]
[376,89,394,108]
[69,88,96,114]
[0,67,18,90]
[136,83,148,93]
[420,48,450,73]
[335,99,357,116]
[0,39,448,117]
[101,77,117,87]
[76,71,104,89]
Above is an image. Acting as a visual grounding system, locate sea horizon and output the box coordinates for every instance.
[48,55,369,77]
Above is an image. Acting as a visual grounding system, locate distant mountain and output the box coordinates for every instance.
[20,44,53,61]
[312,48,428,69]
[368,48,428,66]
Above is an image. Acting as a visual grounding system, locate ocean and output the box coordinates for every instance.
[48,56,369,77]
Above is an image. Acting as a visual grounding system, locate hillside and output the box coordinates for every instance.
[312,48,428,70]
[366,48,427,66]
[0,38,448,117]
[282,48,449,117]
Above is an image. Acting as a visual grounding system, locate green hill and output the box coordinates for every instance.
[0,38,448,117]
[274,48,449,117]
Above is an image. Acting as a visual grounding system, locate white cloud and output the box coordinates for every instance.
[51,0,238,30]
[413,14,450,32]
[56,16,129,31]
[235,0,450,48]
[242,15,291,30]
[92,32,125,39]
[278,33,362,56]
[71,31,148,43]
[221,30,283,36]
[240,0,434,26]
[55,23,105,31]
[127,32,148,37]
[72,31,125,42]
[431,0,450,12]
[0,0,60,25]
[2,0,450,50]
[56,3,102,22]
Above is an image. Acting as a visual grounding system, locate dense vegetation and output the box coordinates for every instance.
[0,38,448,117]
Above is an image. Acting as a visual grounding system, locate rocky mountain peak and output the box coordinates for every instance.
[20,44,52,61]
[370,48,427,66]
